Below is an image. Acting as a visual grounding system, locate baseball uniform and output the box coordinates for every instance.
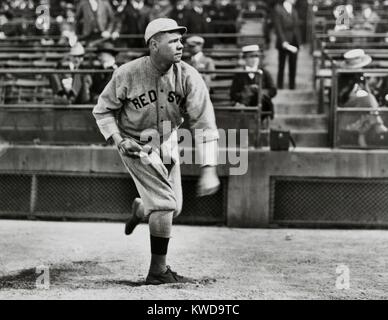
[92,55,219,224]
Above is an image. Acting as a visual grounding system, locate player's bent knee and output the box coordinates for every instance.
[149,210,174,238]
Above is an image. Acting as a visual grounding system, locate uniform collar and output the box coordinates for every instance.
[147,56,174,76]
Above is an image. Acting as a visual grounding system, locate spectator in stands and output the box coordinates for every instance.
[273,0,301,90]
[51,42,93,104]
[90,42,118,103]
[114,0,152,47]
[338,49,373,106]
[55,2,77,29]
[149,0,173,20]
[370,76,388,107]
[185,36,215,89]
[338,49,387,147]
[110,0,127,14]
[9,0,35,18]
[205,0,239,43]
[230,45,277,121]
[75,0,116,42]
[263,0,277,46]
[169,0,205,34]
[185,0,210,34]
[58,21,79,47]
[353,3,380,33]
[0,11,12,39]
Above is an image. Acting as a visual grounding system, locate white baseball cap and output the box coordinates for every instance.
[144,18,187,44]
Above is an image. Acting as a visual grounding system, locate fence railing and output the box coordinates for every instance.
[0,69,266,148]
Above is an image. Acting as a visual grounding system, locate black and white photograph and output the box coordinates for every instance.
[0,0,387,306]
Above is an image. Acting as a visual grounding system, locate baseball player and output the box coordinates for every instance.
[93,18,220,285]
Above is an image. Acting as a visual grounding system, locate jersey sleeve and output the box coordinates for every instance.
[92,69,126,140]
[185,67,219,166]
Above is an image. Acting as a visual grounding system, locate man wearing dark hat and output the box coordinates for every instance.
[90,42,119,103]
[93,18,220,285]
[51,42,93,104]
[230,45,277,121]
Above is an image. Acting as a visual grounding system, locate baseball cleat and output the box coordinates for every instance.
[145,266,196,285]
[124,198,142,235]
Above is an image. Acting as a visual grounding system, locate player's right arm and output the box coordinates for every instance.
[92,69,142,157]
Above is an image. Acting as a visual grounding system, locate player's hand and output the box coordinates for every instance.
[197,166,220,197]
[117,138,143,158]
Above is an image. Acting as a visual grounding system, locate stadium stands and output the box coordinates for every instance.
[1,0,388,227]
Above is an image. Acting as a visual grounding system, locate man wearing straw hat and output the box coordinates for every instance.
[93,18,220,285]
[338,49,387,147]
[230,44,277,121]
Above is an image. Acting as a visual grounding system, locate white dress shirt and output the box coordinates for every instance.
[283,1,292,14]
[89,0,98,12]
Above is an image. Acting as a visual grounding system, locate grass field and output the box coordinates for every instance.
[0,219,387,300]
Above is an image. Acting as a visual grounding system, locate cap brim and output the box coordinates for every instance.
[162,26,187,35]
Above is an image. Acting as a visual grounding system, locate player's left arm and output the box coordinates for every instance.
[184,68,220,197]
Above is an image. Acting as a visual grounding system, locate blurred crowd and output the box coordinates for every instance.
[0,0,259,43]
[315,0,388,33]
[0,0,308,112]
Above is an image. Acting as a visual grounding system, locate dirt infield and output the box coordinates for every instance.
[0,220,387,300]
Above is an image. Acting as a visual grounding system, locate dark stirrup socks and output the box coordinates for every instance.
[150,235,170,255]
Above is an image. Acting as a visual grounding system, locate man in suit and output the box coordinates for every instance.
[50,42,93,104]
[90,42,119,103]
[273,0,301,90]
[113,0,152,47]
[75,0,116,42]
[230,45,277,121]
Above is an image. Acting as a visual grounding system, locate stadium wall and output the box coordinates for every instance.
[1,146,388,227]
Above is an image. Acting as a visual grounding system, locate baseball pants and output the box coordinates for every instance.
[119,137,183,238]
